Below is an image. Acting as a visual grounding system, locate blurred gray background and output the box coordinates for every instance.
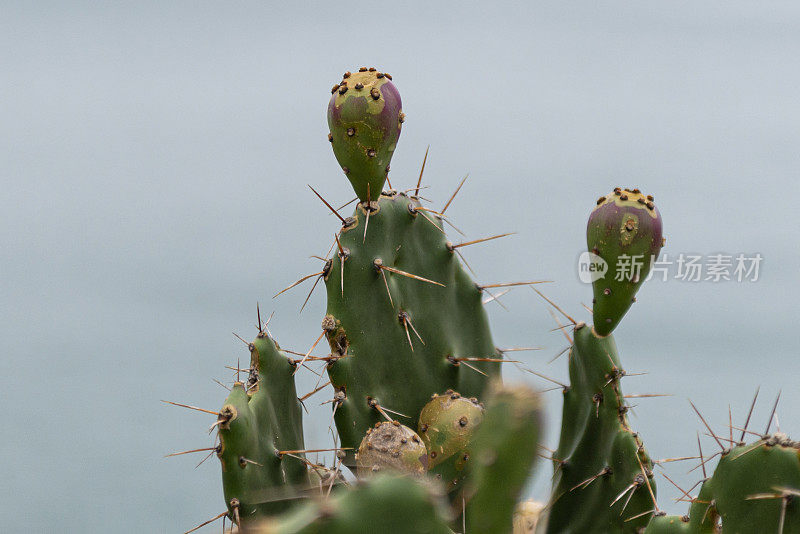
[2,2,798,531]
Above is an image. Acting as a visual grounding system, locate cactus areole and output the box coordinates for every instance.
[327,68,403,203]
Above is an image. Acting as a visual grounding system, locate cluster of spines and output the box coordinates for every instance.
[330,67,395,94]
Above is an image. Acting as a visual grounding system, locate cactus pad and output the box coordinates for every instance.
[323,191,500,468]
[546,323,657,533]
[217,333,308,524]
[256,474,453,534]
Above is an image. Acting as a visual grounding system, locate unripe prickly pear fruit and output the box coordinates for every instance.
[587,188,663,336]
[327,67,403,203]
[418,390,484,469]
[356,421,428,477]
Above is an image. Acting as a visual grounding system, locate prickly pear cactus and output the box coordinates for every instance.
[465,384,543,534]
[255,383,543,534]
[322,68,501,471]
[168,66,800,534]
[544,193,661,533]
[706,434,800,531]
[546,192,800,534]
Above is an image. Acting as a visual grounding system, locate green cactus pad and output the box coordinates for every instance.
[709,434,800,531]
[645,434,800,532]
[323,192,500,469]
[327,67,403,202]
[663,435,800,533]
[546,323,657,533]
[464,383,543,534]
[356,420,428,477]
[255,474,453,534]
[217,333,309,525]
[418,389,484,493]
[588,188,663,336]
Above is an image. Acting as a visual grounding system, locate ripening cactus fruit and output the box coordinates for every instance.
[418,390,484,492]
[327,67,403,203]
[356,420,428,477]
[588,188,663,336]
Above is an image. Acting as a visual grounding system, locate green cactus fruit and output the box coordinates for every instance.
[418,389,484,493]
[465,383,543,534]
[355,420,428,477]
[419,390,484,466]
[323,191,500,469]
[546,323,657,534]
[217,332,309,526]
[327,67,403,203]
[254,474,454,534]
[588,188,663,336]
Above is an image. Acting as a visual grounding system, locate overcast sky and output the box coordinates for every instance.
[2,2,799,531]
